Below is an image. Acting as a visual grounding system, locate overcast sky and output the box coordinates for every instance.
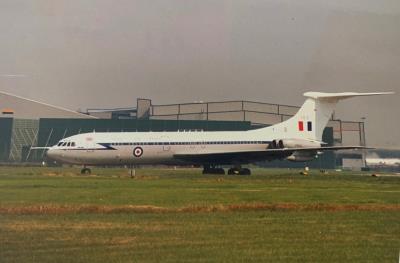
[0,0,399,148]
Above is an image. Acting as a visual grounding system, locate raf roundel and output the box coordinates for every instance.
[133,147,143,158]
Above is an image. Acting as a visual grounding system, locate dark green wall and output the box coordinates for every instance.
[0,118,13,161]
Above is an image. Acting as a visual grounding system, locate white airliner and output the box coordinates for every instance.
[42,92,392,175]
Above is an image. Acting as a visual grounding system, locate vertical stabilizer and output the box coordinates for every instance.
[254,91,393,142]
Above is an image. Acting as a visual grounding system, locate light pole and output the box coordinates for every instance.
[361,117,367,168]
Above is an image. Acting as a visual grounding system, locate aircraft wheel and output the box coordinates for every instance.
[216,168,225,175]
[81,168,91,175]
[202,168,210,174]
[240,168,251,176]
[202,167,225,175]
[228,168,239,175]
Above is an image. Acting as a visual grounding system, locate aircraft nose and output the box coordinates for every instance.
[46,148,59,160]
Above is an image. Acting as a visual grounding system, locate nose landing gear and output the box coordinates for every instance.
[81,167,91,175]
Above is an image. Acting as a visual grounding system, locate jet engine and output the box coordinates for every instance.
[270,139,321,149]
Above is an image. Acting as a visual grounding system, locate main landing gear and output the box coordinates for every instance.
[81,167,91,175]
[227,167,251,176]
[202,165,251,175]
[202,165,225,175]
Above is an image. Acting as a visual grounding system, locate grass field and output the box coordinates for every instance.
[0,167,399,262]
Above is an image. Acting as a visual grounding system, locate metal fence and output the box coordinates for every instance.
[151,100,365,146]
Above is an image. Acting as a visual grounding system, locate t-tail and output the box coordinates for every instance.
[254,91,394,143]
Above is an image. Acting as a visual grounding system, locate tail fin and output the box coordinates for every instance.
[260,92,393,142]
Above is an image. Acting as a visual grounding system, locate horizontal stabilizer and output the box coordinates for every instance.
[304,91,394,101]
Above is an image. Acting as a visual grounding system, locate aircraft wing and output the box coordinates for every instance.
[29,147,51,150]
[264,146,371,152]
[173,146,369,165]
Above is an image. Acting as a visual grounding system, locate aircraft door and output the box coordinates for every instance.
[163,143,170,152]
[161,135,170,153]
[84,136,95,153]
[201,140,206,149]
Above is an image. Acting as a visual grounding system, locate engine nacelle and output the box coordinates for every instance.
[286,151,317,162]
[275,139,321,149]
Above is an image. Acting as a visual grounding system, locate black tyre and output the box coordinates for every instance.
[240,168,251,176]
[81,168,91,175]
[217,168,225,175]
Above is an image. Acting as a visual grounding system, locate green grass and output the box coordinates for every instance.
[0,167,399,262]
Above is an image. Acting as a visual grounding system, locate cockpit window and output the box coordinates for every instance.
[71,142,76,147]
[62,142,67,147]
[57,142,63,146]
[67,142,71,147]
